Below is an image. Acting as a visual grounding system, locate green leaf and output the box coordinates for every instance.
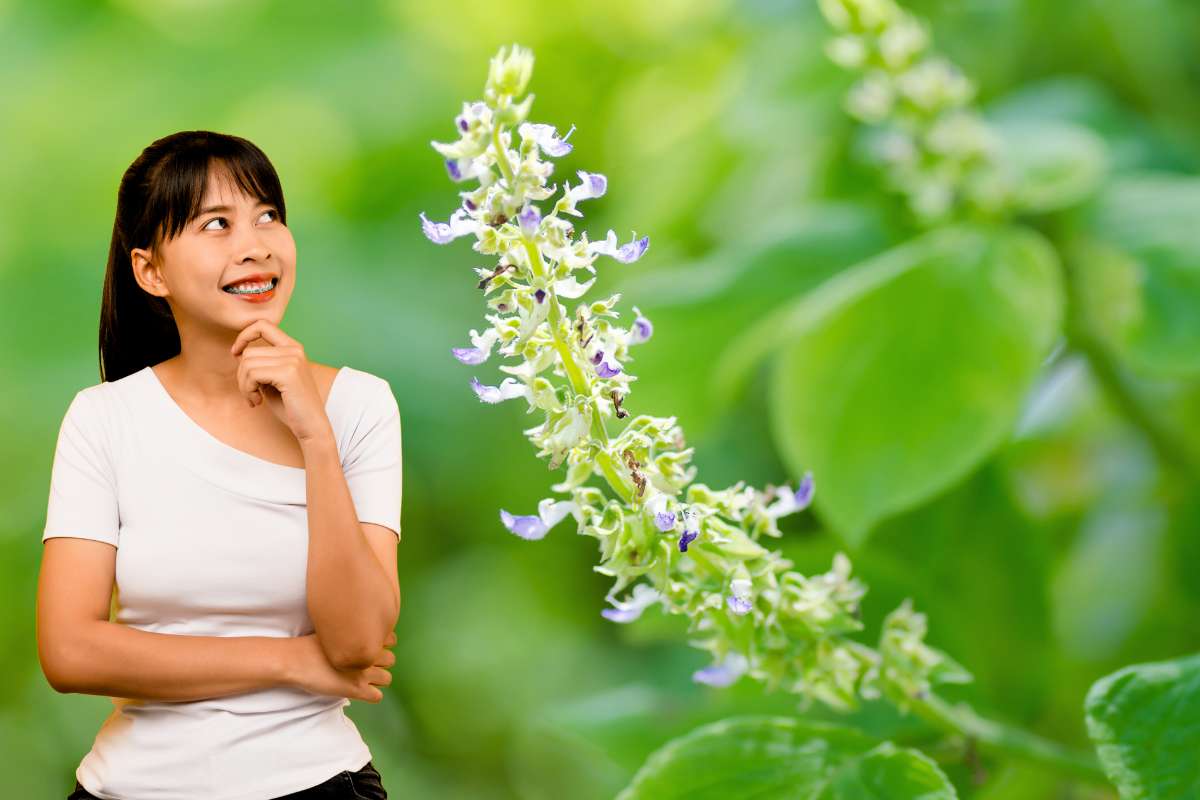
[985,76,1195,174]
[1085,652,1200,798]
[991,118,1109,214]
[1051,484,1165,661]
[766,225,1063,544]
[615,202,890,437]
[616,716,957,800]
[1079,172,1200,376]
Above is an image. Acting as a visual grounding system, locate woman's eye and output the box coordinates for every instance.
[201,209,277,231]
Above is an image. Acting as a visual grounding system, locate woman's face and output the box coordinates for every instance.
[131,165,296,335]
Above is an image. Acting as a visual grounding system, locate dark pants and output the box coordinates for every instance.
[67,759,388,799]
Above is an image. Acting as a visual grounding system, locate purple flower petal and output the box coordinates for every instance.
[726,595,753,615]
[678,529,698,552]
[559,170,608,217]
[452,346,487,365]
[587,229,650,263]
[600,583,662,623]
[647,492,677,532]
[582,170,606,197]
[518,204,542,237]
[443,156,488,184]
[500,498,578,541]
[452,328,500,366]
[596,359,622,378]
[499,510,547,540]
[692,652,750,687]
[470,376,529,404]
[794,472,815,508]
[574,171,607,199]
[764,471,817,519]
[616,236,649,263]
[518,122,576,157]
[629,306,653,344]
[726,578,753,616]
[419,208,479,244]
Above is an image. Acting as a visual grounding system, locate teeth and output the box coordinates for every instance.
[225,278,276,294]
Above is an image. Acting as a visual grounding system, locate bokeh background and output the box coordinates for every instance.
[5,0,1200,797]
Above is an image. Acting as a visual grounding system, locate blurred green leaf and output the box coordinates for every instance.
[992,117,1109,214]
[868,461,1055,719]
[986,76,1194,174]
[615,716,956,799]
[763,225,1063,544]
[614,202,890,437]
[1051,481,1164,662]
[1078,173,1200,376]
[509,679,802,800]
[1085,652,1200,797]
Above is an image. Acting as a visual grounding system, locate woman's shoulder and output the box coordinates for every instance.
[71,366,148,418]
[325,363,398,416]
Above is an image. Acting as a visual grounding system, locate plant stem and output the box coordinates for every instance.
[549,292,636,505]
[1069,329,1197,474]
[492,125,515,186]
[1054,232,1199,475]
[911,693,1107,782]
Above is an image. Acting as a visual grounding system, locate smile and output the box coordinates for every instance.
[223,277,278,301]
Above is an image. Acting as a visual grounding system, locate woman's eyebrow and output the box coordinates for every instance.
[196,201,272,215]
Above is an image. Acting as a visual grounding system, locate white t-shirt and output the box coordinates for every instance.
[42,363,402,800]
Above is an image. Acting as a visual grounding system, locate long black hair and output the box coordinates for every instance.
[99,130,288,382]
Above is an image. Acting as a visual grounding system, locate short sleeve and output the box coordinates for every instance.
[43,389,120,547]
[342,377,402,539]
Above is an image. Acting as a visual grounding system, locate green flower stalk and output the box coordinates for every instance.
[818,0,1016,223]
[419,43,968,715]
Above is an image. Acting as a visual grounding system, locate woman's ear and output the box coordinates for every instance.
[130,247,168,298]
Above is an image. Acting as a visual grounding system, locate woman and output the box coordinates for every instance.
[36,131,401,799]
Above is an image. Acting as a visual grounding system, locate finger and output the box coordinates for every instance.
[373,650,395,667]
[230,319,301,356]
[233,344,304,363]
[366,666,393,686]
[237,354,308,407]
[238,360,294,406]
[385,631,397,646]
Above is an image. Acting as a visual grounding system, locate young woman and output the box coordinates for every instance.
[36,131,401,799]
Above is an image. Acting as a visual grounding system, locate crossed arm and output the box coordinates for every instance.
[301,435,400,670]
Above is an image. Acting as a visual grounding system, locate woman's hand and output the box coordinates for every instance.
[229,319,331,443]
[285,631,397,703]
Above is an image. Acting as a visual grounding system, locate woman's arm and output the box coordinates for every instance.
[47,621,298,701]
[301,435,398,671]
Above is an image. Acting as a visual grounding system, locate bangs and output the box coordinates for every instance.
[143,134,287,247]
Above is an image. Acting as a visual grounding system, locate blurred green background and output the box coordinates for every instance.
[5,0,1200,797]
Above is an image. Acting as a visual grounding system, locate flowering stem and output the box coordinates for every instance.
[910,693,1106,781]
[495,122,638,505]
[426,44,1106,791]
